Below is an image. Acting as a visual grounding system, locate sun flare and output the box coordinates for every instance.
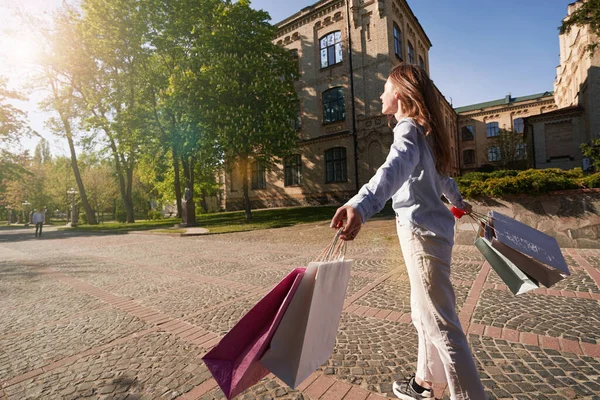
[0,35,40,72]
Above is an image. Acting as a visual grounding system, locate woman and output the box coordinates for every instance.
[330,64,487,400]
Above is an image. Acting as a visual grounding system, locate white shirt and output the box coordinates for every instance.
[345,117,466,246]
[33,212,45,224]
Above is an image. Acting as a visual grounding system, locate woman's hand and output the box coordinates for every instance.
[461,201,473,215]
[330,205,363,241]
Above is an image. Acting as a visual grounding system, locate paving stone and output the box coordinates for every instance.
[472,288,600,343]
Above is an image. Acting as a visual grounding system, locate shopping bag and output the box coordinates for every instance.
[260,230,352,388]
[202,267,305,399]
[487,211,570,287]
[474,226,539,295]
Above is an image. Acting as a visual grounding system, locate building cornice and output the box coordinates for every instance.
[298,131,352,146]
[276,0,345,38]
[457,99,556,119]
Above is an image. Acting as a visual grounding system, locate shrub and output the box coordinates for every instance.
[457,168,586,198]
[148,210,162,220]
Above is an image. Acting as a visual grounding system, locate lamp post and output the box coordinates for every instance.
[22,200,30,227]
[67,187,78,227]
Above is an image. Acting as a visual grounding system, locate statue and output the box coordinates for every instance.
[181,188,197,227]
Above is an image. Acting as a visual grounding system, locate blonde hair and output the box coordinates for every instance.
[388,64,451,175]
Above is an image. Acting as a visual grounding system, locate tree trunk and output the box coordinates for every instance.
[239,154,252,221]
[181,157,197,226]
[200,188,209,214]
[125,161,135,223]
[172,144,183,217]
[63,119,97,224]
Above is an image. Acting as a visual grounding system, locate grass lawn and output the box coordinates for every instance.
[63,203,395,235]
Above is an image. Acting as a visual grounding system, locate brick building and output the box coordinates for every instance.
[220,0,459,210]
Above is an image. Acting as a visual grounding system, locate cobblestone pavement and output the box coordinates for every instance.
[1,219,600,400]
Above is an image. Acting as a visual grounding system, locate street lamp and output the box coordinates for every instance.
[22,200,30,227]
[67,187,78,227]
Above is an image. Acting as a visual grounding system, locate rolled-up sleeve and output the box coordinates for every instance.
[438,175,466,208]
[345,120,420,222]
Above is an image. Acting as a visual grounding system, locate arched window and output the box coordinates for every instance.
[320,31,343,68]
[462,125,474,141]
[284,154,302,186]
[486,122,499,137]
[322,87,345,124]
[463,149,475,165]
[407,40,415,64]
[393,24,403,59]
[325,147,347,183]
[488,146,501,162]
[513,118,524,134]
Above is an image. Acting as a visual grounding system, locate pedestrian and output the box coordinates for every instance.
[33,208,45,237]
[330,64,487,400]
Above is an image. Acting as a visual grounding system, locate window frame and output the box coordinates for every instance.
[393,24,403,60]
[322,87,346,124]
[488,146,501,162]
[325,147,348,183]
[407,40,415,64]
[251,160,266,190]
[513,118,524,134]
[462,125,474,141]
[463,149,475,165]
[284,154,303,187]
[486,122,499,138]
[319,31,343,69]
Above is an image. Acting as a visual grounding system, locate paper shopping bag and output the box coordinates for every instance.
[487,211,570,287]
[202,267,305,399]
[260,259,352,388]
[475,226,539,295]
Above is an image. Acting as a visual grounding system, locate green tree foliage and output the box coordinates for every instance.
[196,0,299,220]
[581,138,600,171]
[560,0,600,55]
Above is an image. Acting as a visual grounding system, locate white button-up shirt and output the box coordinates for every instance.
[32,212,45,224]
[345,117,466,246]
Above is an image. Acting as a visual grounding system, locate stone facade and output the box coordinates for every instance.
[455,0,600,174]
[455,93,557,172]
[220,0,459,211]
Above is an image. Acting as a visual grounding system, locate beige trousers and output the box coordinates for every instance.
[397,225,487,400]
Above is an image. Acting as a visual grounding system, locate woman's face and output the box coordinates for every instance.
[380,78,401,116]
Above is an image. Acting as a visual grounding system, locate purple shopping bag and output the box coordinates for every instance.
[202,267,305,399]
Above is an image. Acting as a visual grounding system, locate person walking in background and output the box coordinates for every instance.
[330,64,487,399]
[33,208,45,237]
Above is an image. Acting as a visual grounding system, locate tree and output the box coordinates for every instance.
[581,138,600,171]
[33,138,52,165]
[560,0,600,56]
[490,129,529,170]
[198,0,299,220]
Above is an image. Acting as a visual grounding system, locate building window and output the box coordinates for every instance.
[251,160,266,190]
[407,41,415,64]
[462,125,474,141]
[488,146,501,162]
[515,143,527,160]
[322,87,345,124]
[418,55,425,70]
[513,118,524,134]
[284,154,302,186]
[393,24,403,59]
[290,49,300,75]
[486,122,499,137]
[325,147,347,183]
[463,149,475,165]
[320,31,343,69]
[292,100,302,131]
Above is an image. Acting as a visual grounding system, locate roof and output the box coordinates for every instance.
[524,105,583,120]
[454,91,555,114]
[276,0,432,47]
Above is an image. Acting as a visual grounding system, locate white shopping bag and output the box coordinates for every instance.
[260,231,352,388]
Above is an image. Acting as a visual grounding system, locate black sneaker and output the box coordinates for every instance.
[393,377,436,399]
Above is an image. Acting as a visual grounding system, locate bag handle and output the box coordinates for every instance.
[316,228,347,262]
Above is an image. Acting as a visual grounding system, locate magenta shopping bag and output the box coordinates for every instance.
[202,267,305,399]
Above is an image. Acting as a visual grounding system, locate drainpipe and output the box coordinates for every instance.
[346,0,360,193]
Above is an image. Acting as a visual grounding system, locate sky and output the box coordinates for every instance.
[0,0,571,155]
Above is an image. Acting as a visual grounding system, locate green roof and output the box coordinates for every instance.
[454,91,554,114]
